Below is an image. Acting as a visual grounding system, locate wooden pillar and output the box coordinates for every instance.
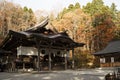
[65,49,69,70]
[72,48,75,69]
[34,58,37,70]
[35,38,41,72]
[48,46,51,71]
[12,61,15,72]
[23,62,25,71]
[37,46,40,71]
[65,53,67,70]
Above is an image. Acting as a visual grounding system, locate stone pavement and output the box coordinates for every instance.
[0,69,113,80]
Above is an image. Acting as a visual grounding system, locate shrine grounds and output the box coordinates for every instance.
[0,68,114,80]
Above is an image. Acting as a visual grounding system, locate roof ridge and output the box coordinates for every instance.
[25,17,49,32]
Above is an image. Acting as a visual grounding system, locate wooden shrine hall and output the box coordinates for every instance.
[0,18,84,72]
[93,40,120,67]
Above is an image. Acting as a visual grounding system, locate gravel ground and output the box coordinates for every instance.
[0,69,113,80]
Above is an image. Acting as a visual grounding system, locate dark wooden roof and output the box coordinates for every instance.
[0,18,85,51]
[26,18,48,31]
[93,40,120,56]
[0,49,11,54]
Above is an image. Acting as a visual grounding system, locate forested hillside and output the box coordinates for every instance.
[0,1,36,38]
[0,0,120,68]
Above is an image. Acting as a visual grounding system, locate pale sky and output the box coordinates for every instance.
[8,0,120,13]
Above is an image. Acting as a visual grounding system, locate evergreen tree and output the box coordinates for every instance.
[83,0,109,15]
[75,2,80,9]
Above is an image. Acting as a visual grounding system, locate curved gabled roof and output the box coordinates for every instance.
[93,40,120,56]
[25,18,49,32]
[0,18,85,51]
[0,30,84,50]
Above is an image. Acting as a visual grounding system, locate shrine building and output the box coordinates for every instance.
[93,40,120,68]
[0,18,85,72]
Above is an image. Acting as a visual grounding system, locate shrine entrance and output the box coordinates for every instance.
[16,46,70,71]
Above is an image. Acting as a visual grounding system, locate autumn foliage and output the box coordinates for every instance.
[0,0,120,68]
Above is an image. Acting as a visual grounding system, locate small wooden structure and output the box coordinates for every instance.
[93,40,120,67]
[0,18,84,71]
[0,49,13,72]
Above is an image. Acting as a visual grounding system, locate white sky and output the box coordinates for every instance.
[8,0,120,13]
